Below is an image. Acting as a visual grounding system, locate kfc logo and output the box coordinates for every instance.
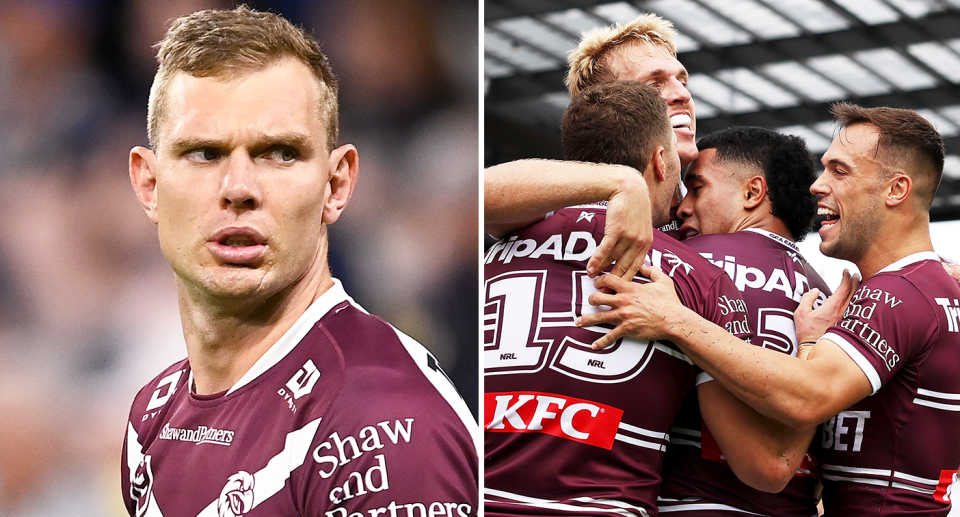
[484,391,623,449]
[218,471,255,517]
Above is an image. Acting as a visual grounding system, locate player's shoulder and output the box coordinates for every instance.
[869,253,952,297]
[651,229,725,281]
[318,300,478,442]
[127,358,190,432]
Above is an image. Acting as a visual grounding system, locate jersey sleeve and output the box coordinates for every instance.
[821,275,937,394]
[297,342,478,516]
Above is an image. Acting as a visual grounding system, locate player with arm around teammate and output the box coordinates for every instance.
[485,80,812,516]
[581,104,960,516]
[121,7,477,517]
[658,127,830,516]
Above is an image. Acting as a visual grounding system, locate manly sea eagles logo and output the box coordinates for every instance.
[218,471,255,517]
[132,455,155,517]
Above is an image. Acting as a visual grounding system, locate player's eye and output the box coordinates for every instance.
[265,146,298,163]
[185,148,221,162]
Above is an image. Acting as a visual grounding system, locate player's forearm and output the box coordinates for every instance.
[484,159,644,237]
[663,307,830,430]
[700,379,816,492]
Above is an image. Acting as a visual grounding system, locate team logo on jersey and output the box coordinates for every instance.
[935,297,960,332]
[132,455,155,517]
[485,391,623,449]
[660,249,693,277]
[286,359,321,399]
[218,471,255,517]
[576,211,596,223]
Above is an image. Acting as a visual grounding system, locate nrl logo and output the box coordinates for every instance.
[218,471,255,517]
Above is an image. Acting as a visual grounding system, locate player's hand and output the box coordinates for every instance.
[794,269,861,345]
[576,265,682,350]
[586,179,652,280]
[943,261,960,282]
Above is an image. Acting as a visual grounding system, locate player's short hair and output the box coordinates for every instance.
[561,80,671,173]
[566,14,678,98]
[697,127,819,240]
[831,102,944,210]
[148,5,339,151]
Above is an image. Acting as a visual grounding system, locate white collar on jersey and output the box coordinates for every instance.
[187,278,364,396]
[878,251,941,273]
[742,227,801,255]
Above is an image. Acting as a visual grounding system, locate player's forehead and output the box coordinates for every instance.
[822,124,883,171]
[607,41,686,81]
[684,148,727,183]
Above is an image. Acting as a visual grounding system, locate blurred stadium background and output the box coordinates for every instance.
[0,0,477,514]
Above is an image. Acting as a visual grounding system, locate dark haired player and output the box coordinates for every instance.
[484,81,814,516]
[121,7,477,517]
[658,127,830,516]
[582,105,960,515]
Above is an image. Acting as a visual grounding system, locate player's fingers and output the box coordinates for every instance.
[587,291,619,308]
[577,308,616,328]
[797,288,820,312]
[587,235,618,277]
[613,246,642,281]
[595,272,630,293]
[591,327,623,350]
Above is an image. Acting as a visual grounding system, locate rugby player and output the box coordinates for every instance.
[486,14,697,278]
[120,7,477,516]
[581,105,960,515]
[659,127,830,515]
[485,80,811,516]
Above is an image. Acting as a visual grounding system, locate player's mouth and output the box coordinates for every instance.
[679,223,699,241]
[818,206,840,236]
[671,113,694,138]
[207,227,267,265]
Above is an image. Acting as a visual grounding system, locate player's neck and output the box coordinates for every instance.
[855,219,934,280]
[178,263,335,395]
[734,211,794,242]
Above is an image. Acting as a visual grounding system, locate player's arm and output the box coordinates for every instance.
[578,269,872,431]
[698,381,815,492]
[485,158,653,279]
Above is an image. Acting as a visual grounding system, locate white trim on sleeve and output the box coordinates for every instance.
[821,333,882,394]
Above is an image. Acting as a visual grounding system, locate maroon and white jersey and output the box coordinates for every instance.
[483,204,751,516]
[816,252,960,516]
[121,280,478,517]
[658,229,830,516]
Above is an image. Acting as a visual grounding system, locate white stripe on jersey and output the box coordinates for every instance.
[652,342,693,364]
[614,433,667,451]
[485,487,650,516]
[891,482,936,495]
[821,463,944,493]
[821,333,882,394]
[657,498,770,515]
[618,421,668,440]
[667,426,701,448]
[394,329,481,452]
[196,417,322,516]
[614,421,669,451]
[819,472,890,487]
[821,464,892,477]
[914,388,960,411]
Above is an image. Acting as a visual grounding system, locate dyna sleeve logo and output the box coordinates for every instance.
[484,391,623,449]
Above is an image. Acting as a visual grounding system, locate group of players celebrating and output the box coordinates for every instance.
[483,13,960,517]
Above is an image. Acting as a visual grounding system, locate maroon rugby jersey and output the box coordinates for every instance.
[658,229,830,516]
[483,203,751,516]
[816,252,960,516]
[121,280,478,517]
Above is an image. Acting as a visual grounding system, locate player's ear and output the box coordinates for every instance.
[322,144,359,225]
[130,146,160,225]
[744,176,765,210]
[652,146,667,183]
[885,172,911,207]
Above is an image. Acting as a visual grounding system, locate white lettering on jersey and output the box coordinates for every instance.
[484,232,598,265]
[934,298,960,332]
[325,500,472,517]
[822,410,870,452]
[313,418,415,479]
[286,359,321,399]
[145,370,184,412]
[837,318,899,370]
[698,252,826,306]
[328,454,390,505]
[158,424,235,446]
